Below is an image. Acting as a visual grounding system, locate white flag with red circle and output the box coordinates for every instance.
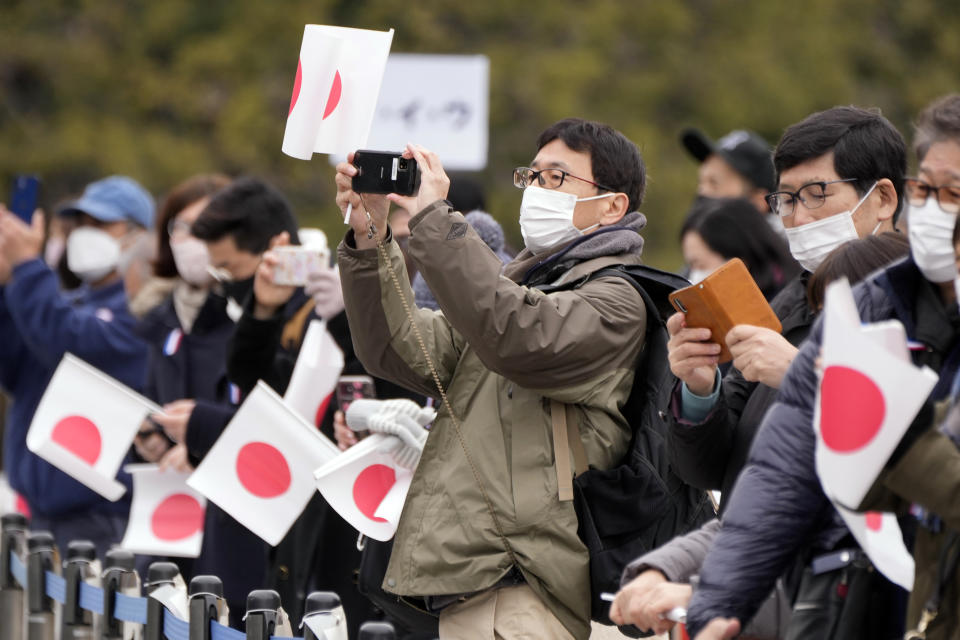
[26,353,160,501]
[120,464,206,557]
[835,505,914,590]
[814,278,938,509]
[284,320,344,427]
[314,434,414,541]
[281,25,394,160]
[187,381,339,546]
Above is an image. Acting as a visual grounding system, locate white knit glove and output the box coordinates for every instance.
[304,265,344,320]
[355,400,434,470]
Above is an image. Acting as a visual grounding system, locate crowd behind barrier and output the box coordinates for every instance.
[0,514,401,640]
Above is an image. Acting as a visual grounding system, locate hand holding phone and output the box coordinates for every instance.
[336,375,377,437]
[9,175,40,224]
[351,150,421,196]
[271,246,331,287]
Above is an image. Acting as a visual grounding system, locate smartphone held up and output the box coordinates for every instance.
[351,150,420,196]
[9,175,40,223]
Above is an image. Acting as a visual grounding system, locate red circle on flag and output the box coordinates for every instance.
[819,366,885,453]
[236,442,292,498]
[52,415,102,465]
[315,392,334,428]
[322,71,342,120]
[288,59,303,116]
[352,464,395,523]
[865,512,883,532]
[151,493,204,541]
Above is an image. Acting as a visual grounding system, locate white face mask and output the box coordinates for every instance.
[66,227,121,283]
[784,182,877,272]
[687,268,712,284]
[519,186,612,255]
[171,236,213,287]
[908,198,958,283]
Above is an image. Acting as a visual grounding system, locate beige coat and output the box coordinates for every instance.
[338,201,648,639]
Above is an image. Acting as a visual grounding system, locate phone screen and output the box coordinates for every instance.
[9,175,40,224]
[336,375,377,414]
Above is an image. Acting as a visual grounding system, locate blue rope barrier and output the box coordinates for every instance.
[8,550,303,640]
[45,571,67,604]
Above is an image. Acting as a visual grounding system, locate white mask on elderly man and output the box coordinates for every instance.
[66,227,121,283]
[519,186,612,255]
[908,198,958,283]
[784,182,877,272]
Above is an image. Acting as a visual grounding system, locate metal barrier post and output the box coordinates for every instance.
[25,531,57,640]
[300,593,347,640]
[100,549,138,640]
[188,576,223,640]
[357,622,395,640]
[0,514,28,640]
[61,541,97,640]
[143,562,180,640]
[243,590,280,640]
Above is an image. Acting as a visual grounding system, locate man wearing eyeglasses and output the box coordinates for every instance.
[680,99,960,637]
[334,119,651,639]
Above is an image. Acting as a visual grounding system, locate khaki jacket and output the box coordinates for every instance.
[338,201,648,639]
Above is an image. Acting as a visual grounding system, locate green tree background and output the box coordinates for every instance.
[2,0,958,270]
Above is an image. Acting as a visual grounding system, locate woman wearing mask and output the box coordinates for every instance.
[680,197,799,300]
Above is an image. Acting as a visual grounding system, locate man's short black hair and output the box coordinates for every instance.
[191,177,299,252]
[536,118,646,212]
[773,106,907,223]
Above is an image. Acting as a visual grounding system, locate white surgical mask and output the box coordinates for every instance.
[66,227,121,283]
[784,182,877,272]
[908,198,958,283]
[171,236,213,287]
[519,186,611,255]
[687,268,712,284]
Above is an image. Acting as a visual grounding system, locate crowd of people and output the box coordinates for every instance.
[1,92,960,640]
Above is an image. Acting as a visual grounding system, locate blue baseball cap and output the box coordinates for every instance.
[59,175,156,228]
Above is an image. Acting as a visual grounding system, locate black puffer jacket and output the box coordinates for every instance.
[667,273,815,514]
[686,256,960,635]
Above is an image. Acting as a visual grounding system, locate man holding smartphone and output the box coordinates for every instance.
[0,175,153,557]
[335,119,650,639]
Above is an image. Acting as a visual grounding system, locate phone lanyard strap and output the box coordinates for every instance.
[363,203,522,571]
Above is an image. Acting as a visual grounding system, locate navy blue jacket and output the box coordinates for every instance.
[686,256,960,634]
[0,258,147,518]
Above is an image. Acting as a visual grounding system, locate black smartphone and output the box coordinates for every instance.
[352,150,420,196]
[9,175,40,223]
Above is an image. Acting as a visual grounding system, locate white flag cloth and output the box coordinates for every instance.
[815,278,938,508]
[284,320,344,427]
[120,464,206,557]
[835,505,915,590]
[314,434,414,541]
[187,382,339,545]
[282,25,394,160]
[26,353,160,501]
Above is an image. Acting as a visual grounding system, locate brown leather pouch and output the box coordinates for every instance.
[668,258,782,363]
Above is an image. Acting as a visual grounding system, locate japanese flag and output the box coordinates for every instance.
[187,382,339,545]
[282,25,394,160]
[314,435,413,541]
[814,278,938,509]
[120,464,206,557]
[284,320,344,427]
[835,505,914,590]
[26,353,160,501]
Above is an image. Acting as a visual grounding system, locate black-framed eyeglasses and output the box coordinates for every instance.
[513,167,613,192]
[764,178,859,217]
[905,178,960,214]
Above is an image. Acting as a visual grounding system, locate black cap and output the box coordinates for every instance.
[146,561,180,587]
[26,531,55,551]
[1,514,28,529]
[358,622,395,640]
[246,590,281,613]
[104,549,135,571]
[65,540,97,562]
[680,128,776,192]
[304,592,341,614]
[189,575,223,598]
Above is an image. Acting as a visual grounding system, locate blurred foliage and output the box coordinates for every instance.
[2,0,960,270]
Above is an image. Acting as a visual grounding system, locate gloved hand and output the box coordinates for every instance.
[367,411,429,450]
[305,264,344,320]
[377,435,423,470]
[348,399,435,470]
